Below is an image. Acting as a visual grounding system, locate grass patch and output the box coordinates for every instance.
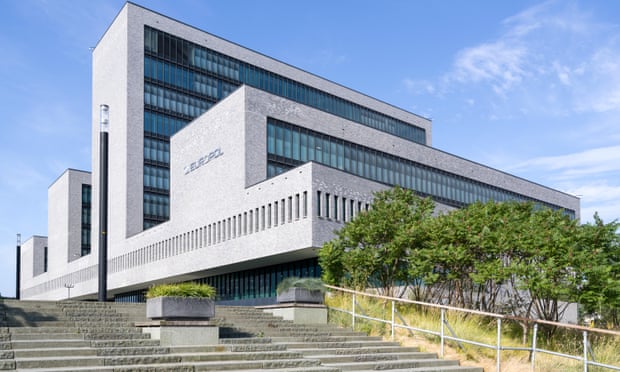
[325,292,620,371]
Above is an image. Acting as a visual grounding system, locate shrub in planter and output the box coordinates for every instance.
[276,277,325,304]
[146,282,216,320]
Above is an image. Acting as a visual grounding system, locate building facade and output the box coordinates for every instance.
[19,3,579,302]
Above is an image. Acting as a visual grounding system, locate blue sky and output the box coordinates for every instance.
[1,0,619,298]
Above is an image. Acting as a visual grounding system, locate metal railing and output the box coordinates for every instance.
[325,285,620,372]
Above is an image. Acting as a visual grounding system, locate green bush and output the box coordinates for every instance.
[276,277,325,295]
[146,282,216,299]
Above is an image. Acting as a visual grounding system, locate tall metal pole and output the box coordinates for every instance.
[98,104,109,302]
[16,233,21,300]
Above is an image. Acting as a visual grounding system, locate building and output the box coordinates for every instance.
[19,2,579,303]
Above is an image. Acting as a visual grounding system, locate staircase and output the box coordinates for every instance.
[0,299,482,371]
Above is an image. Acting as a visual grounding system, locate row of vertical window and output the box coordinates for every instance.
[144,26,426,145]
[81,184,91,204]
[144,110,189,138]
[191,47,240,81]
[22,266,98,298]
[111,191,308,275]
[316,190,370,222]
[81,207,91,226]
[267,118,574,216]
[143,165,170,191]
[144,137,170,164]
[114,257,321,303]
[146,57,215,99]
[81,228,91,257]
[81,185,91,256]
[144,83,212,119]
[199,258,320,301]
[43,246,48,273]
[143,110,176,228]
[143,192,170,228]
[145,58,239,103]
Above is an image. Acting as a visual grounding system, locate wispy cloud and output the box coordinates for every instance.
[510,145,620,179]
[404,1,620,115]
[450,41,527,95]
[508,145,620,223]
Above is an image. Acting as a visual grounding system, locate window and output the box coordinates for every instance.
[265,118,574,217]
[43,246,48,273]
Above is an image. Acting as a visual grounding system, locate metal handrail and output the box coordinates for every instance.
[325,284,620,372]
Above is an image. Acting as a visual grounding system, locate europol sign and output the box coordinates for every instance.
[184,148,223,175]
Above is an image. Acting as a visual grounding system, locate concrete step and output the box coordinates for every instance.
[292,345,421,355]
[83,332,151,340]
[2,301,483,372]
[74,321,135,327]
[347,367,484,372]
[179,350,306,362]
[9,326,79,334]
[269,335,384,343]
[15,360,332,371]
[15,355,324,371]
[63,316,130,321]
[219,337,272,344]
[89,339,160,348]
[9,333,82,341]
[16,355,105,369]
[0,359,15,370]
[78,327,145,334]
[3,321,77,328]
[10,339,91,349]
[323,357,461,371]
[14,347,97,358]
[278,340,402,349]
[310,351,439,364]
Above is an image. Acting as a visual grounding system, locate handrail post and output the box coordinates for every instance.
[531,323,537,372]
[496,318,502,372]
[391,300,395,341]
[440,308,445,358]
[352,293,356,331]
[583,331,588,372]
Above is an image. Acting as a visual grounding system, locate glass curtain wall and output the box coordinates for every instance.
[142,26,426,229]
[81,184,91,256]
[267,118,575,217]
[114,257,320,303]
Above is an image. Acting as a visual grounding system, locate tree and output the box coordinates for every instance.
[510,207,581,325]
[576,214,620,327]
[318,186,435,297]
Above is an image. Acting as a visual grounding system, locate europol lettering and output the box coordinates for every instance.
[184,148,223,175]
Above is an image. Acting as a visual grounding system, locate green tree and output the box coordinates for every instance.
[576,214,620,327]
[318,186,435,297]
[511,208,581,324]
[415,201,530,311]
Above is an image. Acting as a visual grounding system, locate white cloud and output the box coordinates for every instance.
[510,145,620,179]
[413,1,620,118]
[552,61,571,85]
[567,182,620,204]
[403,78,436,95]
[451,41,527,95]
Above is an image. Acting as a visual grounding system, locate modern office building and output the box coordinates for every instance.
[19,2,579,303]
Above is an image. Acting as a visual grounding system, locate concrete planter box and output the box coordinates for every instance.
[146,296,215,320]
[276,288,324,304]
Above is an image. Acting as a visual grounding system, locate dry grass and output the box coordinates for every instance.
[325,293,620,372]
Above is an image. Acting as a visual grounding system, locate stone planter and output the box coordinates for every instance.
[146,296,215,320]
[276,287,324,304]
